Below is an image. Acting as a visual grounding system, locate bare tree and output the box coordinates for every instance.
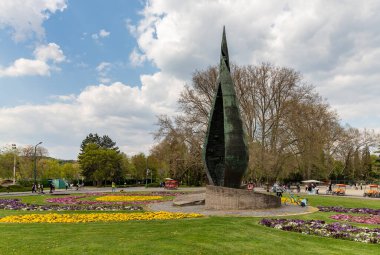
[155,63,371,183]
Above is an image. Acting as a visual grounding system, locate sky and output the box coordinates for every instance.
[0,0,379,160]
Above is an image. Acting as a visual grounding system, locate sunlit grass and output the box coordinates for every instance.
[1,193,380,254]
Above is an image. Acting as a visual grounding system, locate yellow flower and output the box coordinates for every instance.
[0,211,203,223]
[95,195,163,201]
[281,197,299,205]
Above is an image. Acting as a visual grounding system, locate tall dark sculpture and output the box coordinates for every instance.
[202,27,249,189]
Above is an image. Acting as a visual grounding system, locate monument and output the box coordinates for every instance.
[202,27,280,210]
[203,26,249,188]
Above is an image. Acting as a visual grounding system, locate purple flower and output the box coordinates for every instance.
[0,198,142,211]
[318,206,380,215]
[260,218,380,244]
[46,192,183,205]
[331,214,380,225]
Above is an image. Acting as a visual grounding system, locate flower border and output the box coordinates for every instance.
[0,211,203,223]
[330,214,380,225]
[260,218,380,244]
[0,198,142,211]
[318,206,380,215]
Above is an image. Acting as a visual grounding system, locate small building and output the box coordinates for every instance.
[51,179,67,189]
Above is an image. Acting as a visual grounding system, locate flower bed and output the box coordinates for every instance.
[0,211,203,223]
[46,192,181,205]
[318,206,380,215]
[0,198,142,211]
[331,214,380,225]
[95,195,163,202]
[280,197,300,205]
[260,218,380,244]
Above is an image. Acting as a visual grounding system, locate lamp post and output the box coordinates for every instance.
[145,168,150,187]
[12,144,16,185]
[145,156,149,188]
[34,142,42,184]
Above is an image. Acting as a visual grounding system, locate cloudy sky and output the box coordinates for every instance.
[0,0,379,159]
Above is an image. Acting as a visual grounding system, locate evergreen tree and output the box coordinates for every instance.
[78,134,123,185]
[361,146,372,180]
[80,133,119,152]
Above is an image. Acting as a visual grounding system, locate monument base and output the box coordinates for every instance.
[205,185,281,210]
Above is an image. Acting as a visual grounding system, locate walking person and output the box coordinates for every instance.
[328,183,332,193]
[49,182,54,193]
[275,185,283,197]
[112,181,116,192]
[32,183,37,193]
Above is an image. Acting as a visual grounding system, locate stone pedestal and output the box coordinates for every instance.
[205,185,281,210]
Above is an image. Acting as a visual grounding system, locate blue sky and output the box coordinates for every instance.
[0,0,154,107]
[1,0,380,159]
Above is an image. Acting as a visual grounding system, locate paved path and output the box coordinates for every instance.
[0,186,204,197]
[2,185,379,198]
[2,185,379,199]
[149,192,318,217]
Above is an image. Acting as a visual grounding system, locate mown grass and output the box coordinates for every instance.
[0,193,379,255]
[304,194,380,208]
[1,217,379,255]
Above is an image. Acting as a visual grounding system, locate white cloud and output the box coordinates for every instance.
[0,59,49,77]
[0,0,67,42]
[0,43,65,77]
[92,29,111,42]
[129,48,147,66]
[129,0,380,130]
[34,43,65,62]
[99,29,110,38]
[98,77,111,84]
[50,94,76,102]
[0,79,182,159]
[3,0,380,160]
[96,62,112,84]
[96,62,111,72]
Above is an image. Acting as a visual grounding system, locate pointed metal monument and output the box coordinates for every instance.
[203,27,249,189]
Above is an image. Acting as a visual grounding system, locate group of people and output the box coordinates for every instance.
[31,182,56,194]
[305,183,319,194]
[272,183,318,197]
[271,183,301,197]
[272,183,286,197]
[31,183,44,194]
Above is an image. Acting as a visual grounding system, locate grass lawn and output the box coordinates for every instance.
[303,194,380,208]
[0,193,379,255]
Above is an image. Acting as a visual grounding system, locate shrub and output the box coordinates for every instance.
[0,185,31,192]
[17,179,34,187]
[146,182,161,188]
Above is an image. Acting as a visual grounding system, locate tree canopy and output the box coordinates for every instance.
[78,134,123,185]
[80,133,119,152]
[153,63,379,184]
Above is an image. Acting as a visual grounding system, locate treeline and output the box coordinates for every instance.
[0,145,79,182]
[0,137,170,186]
[152,63,380,184]
[77,133,171,186]
[2,63,380,186]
